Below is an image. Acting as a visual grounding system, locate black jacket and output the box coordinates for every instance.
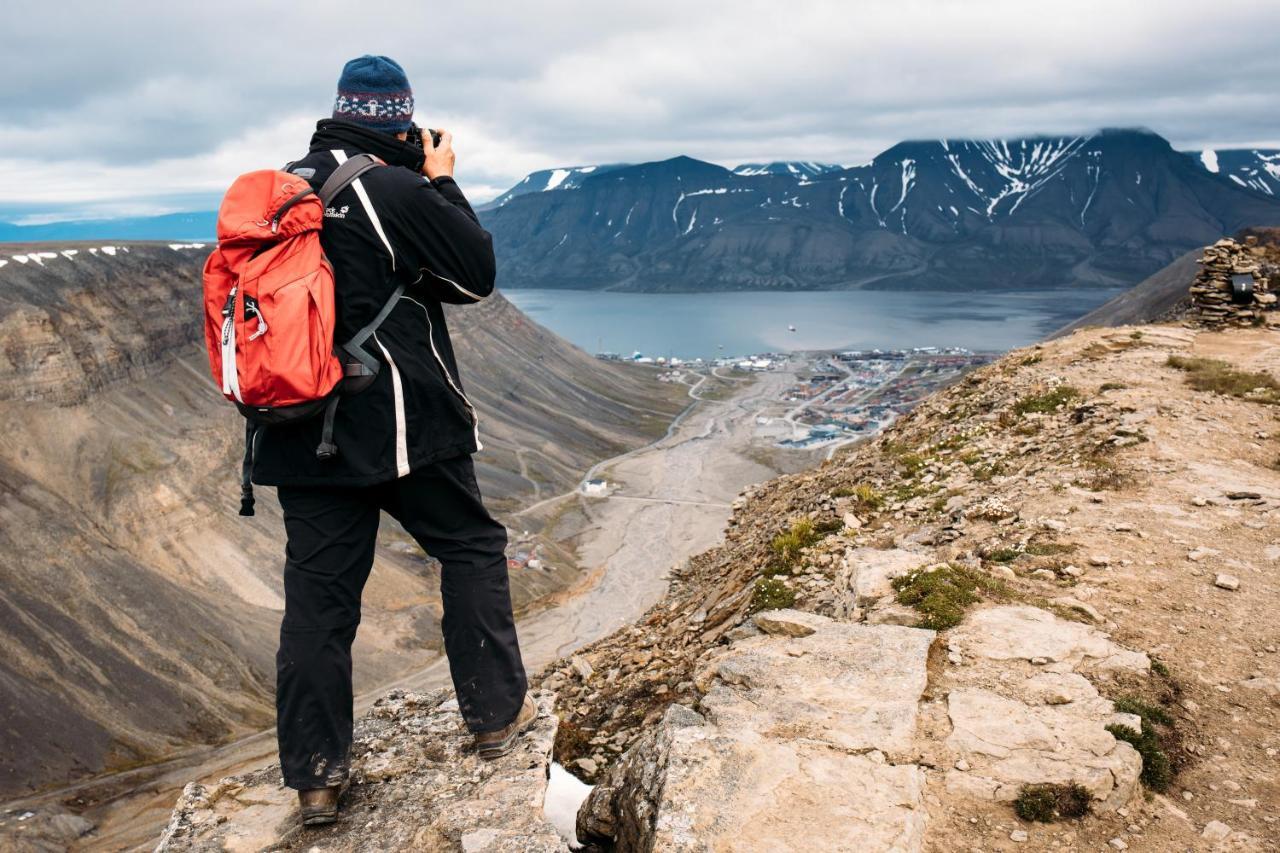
[251,119,496,487]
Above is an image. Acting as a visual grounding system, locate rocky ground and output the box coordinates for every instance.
[155,690,563,852]
[140,320,1279,851]
[548,322,1280,851]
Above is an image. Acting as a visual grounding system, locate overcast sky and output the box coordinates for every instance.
[3,0,1278,222]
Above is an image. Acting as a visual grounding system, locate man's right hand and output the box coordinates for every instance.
[422,128,455,181]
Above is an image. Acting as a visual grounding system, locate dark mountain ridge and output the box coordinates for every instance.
[481,129,1280,292]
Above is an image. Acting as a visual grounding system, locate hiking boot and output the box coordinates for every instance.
[298,785,342,826]
[474,693,538,760]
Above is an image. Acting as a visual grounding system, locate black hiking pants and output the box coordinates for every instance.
[273,454,527,790]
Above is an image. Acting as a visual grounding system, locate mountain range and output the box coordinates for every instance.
[5,131,1280,293]
[479,130,1280,291]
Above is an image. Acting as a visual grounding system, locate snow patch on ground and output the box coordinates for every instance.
[169,243,206,251]
[545,169,572,191]
[544,763,591,849]
[1200,149,1220,173]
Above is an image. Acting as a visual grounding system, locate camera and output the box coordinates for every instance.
[406,122,442,150]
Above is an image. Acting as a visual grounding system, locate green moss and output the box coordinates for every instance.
[1150,658,1170,678]
[1013,386,1081,415]
[892,564,1009,630]
[749,577,796,613]
[988,548,1020,563]
[1166,355,1280,404]
[1013,783,1091,822]
[1099,382,1127,392]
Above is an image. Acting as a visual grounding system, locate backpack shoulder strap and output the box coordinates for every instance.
[317,152,382,206]
[321,151,395,272]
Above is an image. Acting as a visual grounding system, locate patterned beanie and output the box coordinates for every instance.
[332,55,414,133]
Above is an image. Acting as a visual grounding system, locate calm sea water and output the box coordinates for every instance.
[502,288,1123,359]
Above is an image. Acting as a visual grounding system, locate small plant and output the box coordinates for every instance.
[1025,541,1076,557]
[1073,456,1134,492]
[897,452,927,474]
[1166,355,1280,404]
[831,486,856,498]
[1099,382,1127,392]
[892,564,1009,630]
[1150,658,1171,679]
[749,577,796,613]
[1013,783,1091,822]
[768,518,839,575]
[1021,353,1043,366]
[1014,386,1081,415]
[987,548,1020,563]
[1106,694,1177,791]
[973,462,1006,482]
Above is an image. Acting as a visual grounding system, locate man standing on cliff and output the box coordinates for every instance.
[249,55,533,826]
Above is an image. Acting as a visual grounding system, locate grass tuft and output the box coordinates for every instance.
[1013,783,1091,822]
[1013,386,1081,415]
[1106,694,1178,792]
[892,564,1009,630]
[1166,355,1280,404]
[766,517,840,575]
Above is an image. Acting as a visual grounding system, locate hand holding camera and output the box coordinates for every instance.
[407,122,454,181]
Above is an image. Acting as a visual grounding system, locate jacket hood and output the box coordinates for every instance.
[309,118,426,173]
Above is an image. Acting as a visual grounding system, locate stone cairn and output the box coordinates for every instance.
[1188,236,1279,328]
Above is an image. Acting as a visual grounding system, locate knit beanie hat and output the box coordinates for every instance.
[332,55,414,134]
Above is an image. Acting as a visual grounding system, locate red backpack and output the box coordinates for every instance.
[203,153,403,514]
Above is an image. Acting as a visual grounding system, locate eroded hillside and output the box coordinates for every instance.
[0,243,684,801]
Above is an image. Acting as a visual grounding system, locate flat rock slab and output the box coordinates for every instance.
[941,607,1151,812]
[697,621,936,759]
[157,690,564,852]
[950,605,1150,673]
[582,705,927,853]
[945,687,1142,810]
[842,547,936,605]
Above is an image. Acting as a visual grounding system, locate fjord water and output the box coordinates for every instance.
[503,288,1126,358]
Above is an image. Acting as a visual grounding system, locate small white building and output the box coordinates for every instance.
[583,479,609,497]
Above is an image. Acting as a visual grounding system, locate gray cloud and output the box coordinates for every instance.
[2,0,1279,212]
